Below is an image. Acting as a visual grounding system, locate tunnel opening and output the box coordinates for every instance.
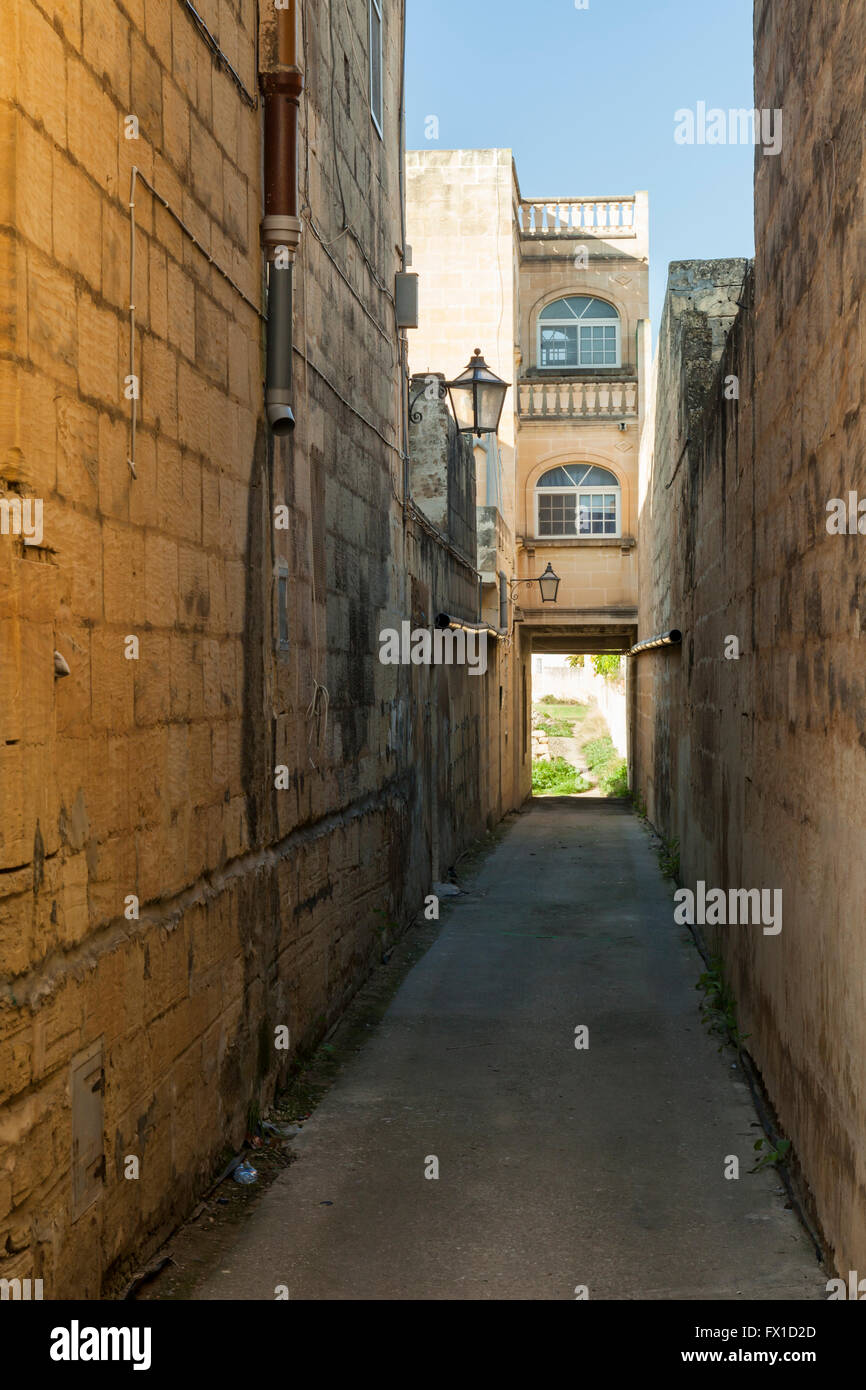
[529,650,629,799]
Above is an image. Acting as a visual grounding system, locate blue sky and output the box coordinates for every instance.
[405,0,755,334]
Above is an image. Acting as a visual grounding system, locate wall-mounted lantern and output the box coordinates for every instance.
[536,562,561,603]
[445,350,510,438]
[510,562,561,605]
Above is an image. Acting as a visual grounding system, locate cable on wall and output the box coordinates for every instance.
[180,0,259,108]
[126,166,265,479]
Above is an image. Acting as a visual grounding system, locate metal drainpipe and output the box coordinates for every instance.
[627,629,682,656]
[498,571,508,631]
[260,3,303,435]
[435,613,509,643]
[398,3,410,507]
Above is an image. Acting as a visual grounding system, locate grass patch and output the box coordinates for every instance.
[537,701,589,721]
[581,735,629,797]
[534,701,591,739]
[532,756,590,796]
[582,736,616,769]
[598,762,629,797]
[536,714,574,737]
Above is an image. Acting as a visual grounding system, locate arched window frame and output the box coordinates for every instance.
[534,464,622,539]
[536,296,621,370]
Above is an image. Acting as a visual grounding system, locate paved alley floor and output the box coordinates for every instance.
[191,797,824,1301]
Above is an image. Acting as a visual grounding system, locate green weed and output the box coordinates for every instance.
[582,735,617,769]
[598,761,629,797]
[580,736,628,798]
[536,714,574,737]
[695,956,751,1052]
[657,836,680,880]
[532,757,590,796]
[749,1137,792,1174]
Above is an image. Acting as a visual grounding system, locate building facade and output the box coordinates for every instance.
[407,150,649,794]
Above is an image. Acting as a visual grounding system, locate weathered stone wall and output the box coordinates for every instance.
[407,381,476,560]
[634,0,866,1274]
[0,0,520,1298]
[1,0,269,1297]
[405,147,517,499]
[406,147,525,818]
[634,258,750,829]
[404,391,523,856]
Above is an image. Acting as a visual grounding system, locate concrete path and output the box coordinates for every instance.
[192,798,824,1301]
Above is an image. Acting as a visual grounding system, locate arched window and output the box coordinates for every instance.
[537,296,620,369]
[535,465,621,538]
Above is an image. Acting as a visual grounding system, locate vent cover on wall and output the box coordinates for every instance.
[395,273,419,329]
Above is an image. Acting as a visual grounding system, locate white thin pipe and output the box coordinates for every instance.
[127,166,137,479]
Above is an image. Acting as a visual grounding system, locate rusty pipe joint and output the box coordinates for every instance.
[260,69,303,235]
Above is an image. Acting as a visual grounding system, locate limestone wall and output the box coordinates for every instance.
[406,147,518,521]
[634,0,866,1272]
[0,0,521,1298]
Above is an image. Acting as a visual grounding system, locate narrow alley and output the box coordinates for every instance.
[177,799,822,1302]
[4,0,866,1350]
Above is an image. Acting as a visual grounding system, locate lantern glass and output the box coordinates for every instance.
[537,563,561,603]
[446,349,509,436]
[447,376,478,433]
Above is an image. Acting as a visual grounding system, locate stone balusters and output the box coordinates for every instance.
[519,198,636,236]
[517,378,638,419]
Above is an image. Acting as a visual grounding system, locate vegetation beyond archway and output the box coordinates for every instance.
[530,655,628,797]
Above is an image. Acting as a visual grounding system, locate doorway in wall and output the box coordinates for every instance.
[530,652,627,798]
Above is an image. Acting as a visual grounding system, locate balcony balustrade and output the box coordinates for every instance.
[518,378,638,420]
[517,197,636,238]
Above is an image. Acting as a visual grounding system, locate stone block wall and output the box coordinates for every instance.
[0,0,522,1298]
[633,0,866,1274]
[1,0,265,1297]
